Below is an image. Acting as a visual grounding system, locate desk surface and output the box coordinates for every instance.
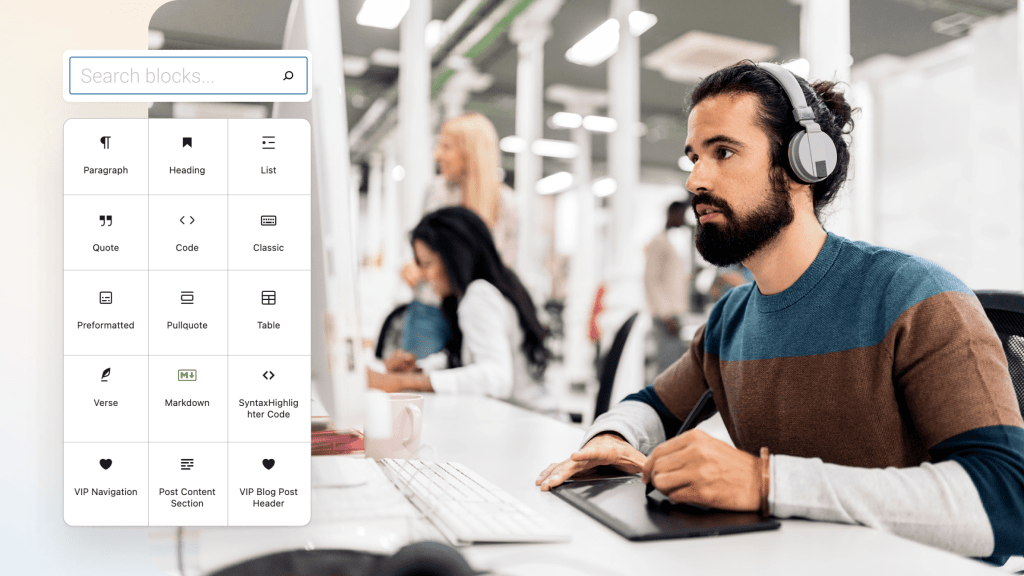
[156,394,1003,576]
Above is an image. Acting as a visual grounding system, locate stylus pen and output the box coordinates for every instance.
[645,388,715,495]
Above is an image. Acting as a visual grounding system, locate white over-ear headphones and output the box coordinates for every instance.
[756,62,838,184]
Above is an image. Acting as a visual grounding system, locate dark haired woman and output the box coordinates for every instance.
[368,207,551,412]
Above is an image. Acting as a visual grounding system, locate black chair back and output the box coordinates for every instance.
[594,312,640,420]
[975,290,1024,417]
[375,303,409,360]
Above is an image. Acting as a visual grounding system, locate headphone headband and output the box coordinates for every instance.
[757,62,816,125]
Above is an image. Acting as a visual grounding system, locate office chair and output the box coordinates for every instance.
[207,542,473,576]
[975,290,1024,416]
[593,312,640,420]
[375,303,409,360]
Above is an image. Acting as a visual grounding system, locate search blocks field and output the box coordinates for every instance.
[63,51,312,102]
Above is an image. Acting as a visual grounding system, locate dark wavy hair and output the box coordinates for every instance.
[411,206,549,379]
[689,60,855,221]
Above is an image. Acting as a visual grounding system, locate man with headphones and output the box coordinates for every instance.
[537,61,1024,564]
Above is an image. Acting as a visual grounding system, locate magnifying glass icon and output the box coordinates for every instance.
[283,71,294,81]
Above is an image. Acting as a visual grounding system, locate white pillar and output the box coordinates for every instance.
[547,85,607,385]
[796,0,851,84]
[366,151,384,263]
[382,137,408,300]
[509,0,563,300]
[440,64,493,120]
[848,80,875,244]
[794,0,853,236]
[399,0,432,234]
[607,0,641,279]
[604,0,646,402]
[1019,0,1024,281]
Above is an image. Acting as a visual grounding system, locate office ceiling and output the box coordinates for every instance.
[150,0,1017,171]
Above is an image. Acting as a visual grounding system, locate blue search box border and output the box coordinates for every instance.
[68,55,309,96]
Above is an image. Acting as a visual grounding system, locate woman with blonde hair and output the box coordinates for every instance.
[400,112,518,358]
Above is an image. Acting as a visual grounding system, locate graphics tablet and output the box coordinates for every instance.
[551,476,781,541]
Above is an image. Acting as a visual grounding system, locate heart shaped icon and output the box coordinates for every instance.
[262,459,275,470]
[99,459,112,470]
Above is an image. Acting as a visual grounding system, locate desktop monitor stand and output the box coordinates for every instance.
[311,454,370,487]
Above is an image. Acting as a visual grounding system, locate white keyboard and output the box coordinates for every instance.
[380,459,569,545]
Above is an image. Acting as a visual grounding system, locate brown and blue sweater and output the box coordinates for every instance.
[585,232,1024,563]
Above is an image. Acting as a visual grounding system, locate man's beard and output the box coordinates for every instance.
[693,170,795,267]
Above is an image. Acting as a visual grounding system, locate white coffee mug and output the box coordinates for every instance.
[365,393,423,460]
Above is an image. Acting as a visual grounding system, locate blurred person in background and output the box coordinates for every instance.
[644,200,692,374]
[373,207,552,413]
[400,112,518,359]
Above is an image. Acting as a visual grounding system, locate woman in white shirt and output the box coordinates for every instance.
[401,113,518,359]
[369,207,550,412]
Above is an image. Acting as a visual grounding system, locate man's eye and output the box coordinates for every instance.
[719,149,734,159]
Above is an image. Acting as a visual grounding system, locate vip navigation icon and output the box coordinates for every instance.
[181,458,194,471]
[99,459,112,470]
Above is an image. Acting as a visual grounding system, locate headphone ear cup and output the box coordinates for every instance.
[788,130,838,184]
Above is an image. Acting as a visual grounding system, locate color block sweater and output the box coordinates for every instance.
[584,232,1024,562]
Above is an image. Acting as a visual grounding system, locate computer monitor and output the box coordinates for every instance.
[275,0,367,440]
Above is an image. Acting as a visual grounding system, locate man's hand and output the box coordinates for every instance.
[384,350,417,373]
[641,429,760,512]
[401,261,423,288]
[536,433,647,491]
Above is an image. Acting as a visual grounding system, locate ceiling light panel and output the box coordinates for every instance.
[582,115,617,133]
[551,112,583,129]
[565,19,620,66]
[644,31,776,83]
[356,0,410,30]
[628,11,657,36]
[536,172,574,195]
[593,177,617,197]
[499,136,527,153]
[531,139,579,159]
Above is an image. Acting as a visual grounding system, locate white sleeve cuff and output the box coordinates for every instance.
[580,400,667,455]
